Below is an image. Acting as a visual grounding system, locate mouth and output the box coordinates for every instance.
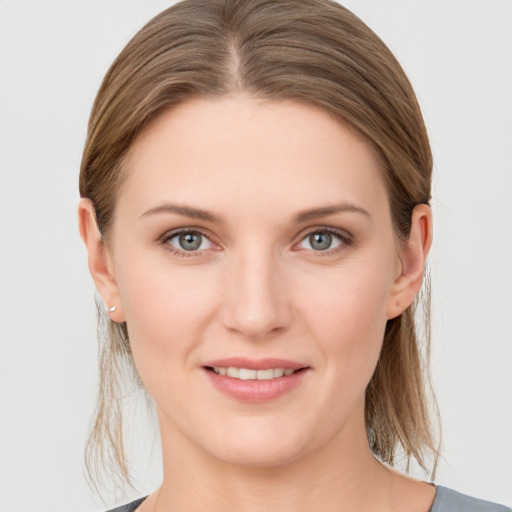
[205,366,304,380]
[202,359,310,402]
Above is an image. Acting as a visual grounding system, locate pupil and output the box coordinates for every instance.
[310,232,332,251]
[179,232,202,251]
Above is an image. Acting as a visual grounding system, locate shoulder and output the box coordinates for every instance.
[105,496,147,512]
[431,486,510,512]
[103,489,511,512]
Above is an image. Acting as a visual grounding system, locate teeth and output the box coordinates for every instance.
[239,368,257,380]
[227,367,239,378]
[212,366,297,380]
[257,369,274,380]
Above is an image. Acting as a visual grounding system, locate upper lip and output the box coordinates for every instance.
[203,357,308,371]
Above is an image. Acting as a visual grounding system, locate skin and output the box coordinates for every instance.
[79,96,434,512]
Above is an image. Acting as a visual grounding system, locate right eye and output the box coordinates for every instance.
[164,230,213,253]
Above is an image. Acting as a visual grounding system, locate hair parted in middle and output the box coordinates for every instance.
[80,0,439,491]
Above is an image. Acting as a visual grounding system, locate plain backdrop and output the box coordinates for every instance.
[0,1,511,511]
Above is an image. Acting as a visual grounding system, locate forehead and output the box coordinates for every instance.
[120,95,388,220]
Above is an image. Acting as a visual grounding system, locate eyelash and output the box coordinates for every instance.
[161,227,353,257]
[161,229,215,258]
[295,228,353,256]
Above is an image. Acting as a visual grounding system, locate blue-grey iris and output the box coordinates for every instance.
[179,232,202,251]
[309,232,332,251]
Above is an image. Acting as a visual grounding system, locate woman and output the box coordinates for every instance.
[78,1,510,511]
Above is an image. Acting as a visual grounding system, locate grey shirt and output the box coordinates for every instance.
[431,486,510,512]
[106,486,511,512]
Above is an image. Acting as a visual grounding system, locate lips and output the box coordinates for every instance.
[203,358,310,403]
[204,357,306,371]
[210,367,296,380]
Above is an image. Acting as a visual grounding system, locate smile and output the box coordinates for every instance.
[204,361,309,402]
[210,367,296,380]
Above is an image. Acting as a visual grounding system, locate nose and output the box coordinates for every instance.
[220,248,291,340]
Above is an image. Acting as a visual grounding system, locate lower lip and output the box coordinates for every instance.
[204,368,309,403]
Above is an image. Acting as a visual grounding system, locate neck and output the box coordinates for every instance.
[153,407,397,512]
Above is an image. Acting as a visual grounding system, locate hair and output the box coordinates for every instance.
[80,0,439,493]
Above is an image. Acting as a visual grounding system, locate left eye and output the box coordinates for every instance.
[299,231,344,252]
[166,231,212,252]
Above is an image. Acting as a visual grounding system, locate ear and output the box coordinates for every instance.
[386,204,433,319]
[78,198,125,323]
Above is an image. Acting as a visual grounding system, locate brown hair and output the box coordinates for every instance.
[80,0,439,492]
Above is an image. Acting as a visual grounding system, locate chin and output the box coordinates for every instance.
[197,417,322,469]
[212,439,307,469]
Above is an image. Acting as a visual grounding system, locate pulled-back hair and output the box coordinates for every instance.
[80,0,439,493]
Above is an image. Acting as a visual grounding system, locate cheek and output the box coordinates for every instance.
[114,251,221,371]
[296,259,393,379]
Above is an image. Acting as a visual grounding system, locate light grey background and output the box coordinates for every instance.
[0,1,511,511]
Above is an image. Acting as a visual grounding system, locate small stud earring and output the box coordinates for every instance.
[108,305,117,313]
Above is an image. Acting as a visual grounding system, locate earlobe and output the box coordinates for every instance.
[78,199,125,322]
[386,204,433,319]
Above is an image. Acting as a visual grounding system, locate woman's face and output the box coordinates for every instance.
[93,96,426,467]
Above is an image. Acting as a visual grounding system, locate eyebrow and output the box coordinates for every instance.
[140,202,370,224]
[294,203,371,223]
[140,204,222,223]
